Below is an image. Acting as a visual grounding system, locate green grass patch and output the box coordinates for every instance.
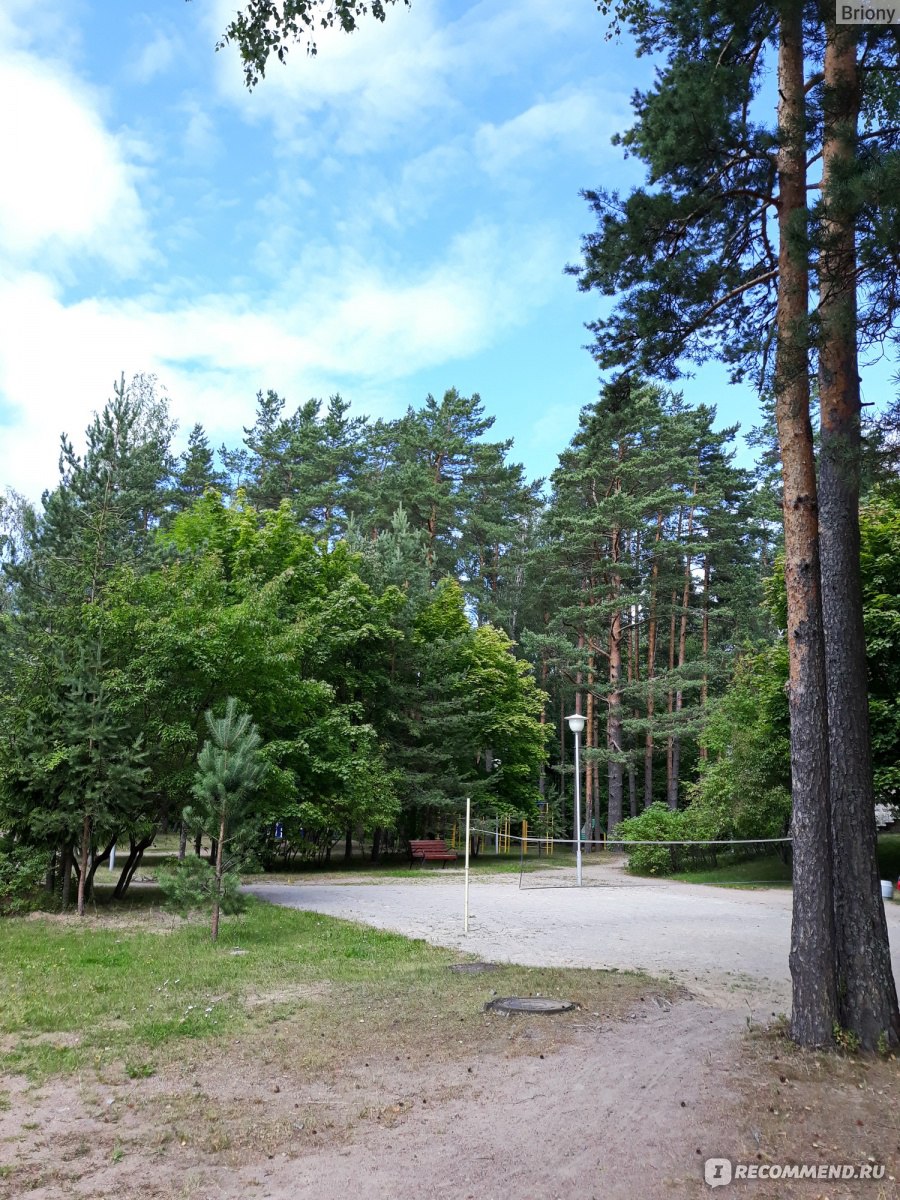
[0,900,664,1082]
[659,835,900,889]
[671,854,793,887]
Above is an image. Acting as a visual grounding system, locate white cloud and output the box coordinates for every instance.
[0,218,563,499]
[475,88,627,178]
[129,29,179,85]
[0,51,151,274]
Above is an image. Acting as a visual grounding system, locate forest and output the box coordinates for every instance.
[1,369,898,912]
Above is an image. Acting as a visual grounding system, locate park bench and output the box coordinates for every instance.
[409,838,458,867]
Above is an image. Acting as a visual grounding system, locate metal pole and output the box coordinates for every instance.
[464,796,471,934]
[574,729,583,887]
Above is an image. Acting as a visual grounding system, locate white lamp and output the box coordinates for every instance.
[565,713,585,886]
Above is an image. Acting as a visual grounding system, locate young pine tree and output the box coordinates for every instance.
[187,698,265,941]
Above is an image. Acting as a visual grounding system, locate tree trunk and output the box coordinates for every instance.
[76,814,91,918]
[211,815,226,942]
[371,827,382,862]
[670,483,697,808]
[607,528,624,834]
[818,22,899,1048]
[85,837,116,897]
[644,512,663,806]
[665,508,683,807]
[585,660,594,849]
[344,825,353,862]
[60,843,73,911]
[112,834,155,899]
[776,9,837,1048]
[178,822,188,860]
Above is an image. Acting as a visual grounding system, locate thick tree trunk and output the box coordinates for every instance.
[178,822,188,860]
[818,23,900,1048]
[776,10,837,1048]
[344,825,353,862]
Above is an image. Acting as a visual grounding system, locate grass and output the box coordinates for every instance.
[656,833,900,889]
[0,900,665,1082]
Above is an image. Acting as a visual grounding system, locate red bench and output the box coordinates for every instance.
[409,839,458,867]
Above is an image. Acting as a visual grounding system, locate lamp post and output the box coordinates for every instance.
[566,713,585,887]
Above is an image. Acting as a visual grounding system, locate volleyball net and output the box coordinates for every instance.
[465,823,793,890]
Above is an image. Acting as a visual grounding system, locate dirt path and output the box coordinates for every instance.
[4,871,898,1200]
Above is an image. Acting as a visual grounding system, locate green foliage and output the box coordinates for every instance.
[190,697,266,840]
[691,645,792,842]
[157,855,247,917]
[0,840,47,915]
[615,802,721,875]
[218,0,413,88]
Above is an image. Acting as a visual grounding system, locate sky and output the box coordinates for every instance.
[0,0,893,504]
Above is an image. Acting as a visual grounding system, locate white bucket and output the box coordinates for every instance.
[881,880,895,900]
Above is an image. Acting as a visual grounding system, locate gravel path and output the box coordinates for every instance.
[249,860,900,1014]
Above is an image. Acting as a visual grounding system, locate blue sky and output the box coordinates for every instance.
[0,0,892,502]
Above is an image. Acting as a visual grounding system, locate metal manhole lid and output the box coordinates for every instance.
[485,996,577,1015]
[449,962,500,974]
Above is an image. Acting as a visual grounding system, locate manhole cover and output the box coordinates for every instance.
[484,997,577,1015]
[449,962,500,974]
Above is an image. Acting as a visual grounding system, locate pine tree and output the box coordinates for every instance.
[188,697,265,941]
[574,0,900,1048]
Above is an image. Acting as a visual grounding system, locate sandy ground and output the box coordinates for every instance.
[3,865,899,1200]
[248,857,900,1016]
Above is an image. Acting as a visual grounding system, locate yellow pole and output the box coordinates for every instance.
[522,819,528,855]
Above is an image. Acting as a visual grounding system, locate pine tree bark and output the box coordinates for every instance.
[585,659,595,846]
[818,22,900,1048]
[665,507,683,808]
[607,527,624,834]
[776,8,837,1048]
[644,511,663,806]
[670,482,697,807]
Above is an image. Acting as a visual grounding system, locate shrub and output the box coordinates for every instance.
[0,840,48,914]
[615,802,726,876]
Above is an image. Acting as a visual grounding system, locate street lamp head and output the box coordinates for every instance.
[566,713,586,735]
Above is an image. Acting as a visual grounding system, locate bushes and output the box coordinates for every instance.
[615,803,724,875]
[0,840,47,914]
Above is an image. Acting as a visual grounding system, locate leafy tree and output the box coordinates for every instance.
[214,0,412,87]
